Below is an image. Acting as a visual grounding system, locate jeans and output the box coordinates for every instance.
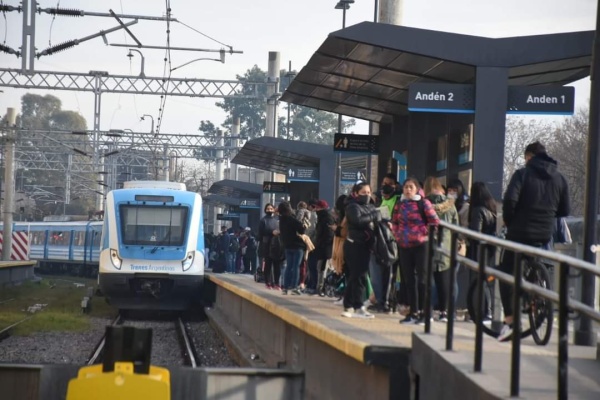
[283,248,304,290]
[226,252,235,273]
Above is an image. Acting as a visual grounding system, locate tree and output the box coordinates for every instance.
[214,66,355,144]
[546,108,588,216]
[15,94,94,218]
[180,161,215,196]
[503,116,553,191]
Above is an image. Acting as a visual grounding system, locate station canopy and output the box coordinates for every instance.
[231,136,330,175]
[207,179,262,199]
[281,22,593,123]
[203,194,243,207]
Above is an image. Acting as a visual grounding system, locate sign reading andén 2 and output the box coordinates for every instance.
[408,83,475,113]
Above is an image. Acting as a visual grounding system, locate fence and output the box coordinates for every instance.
[425,220,600,400]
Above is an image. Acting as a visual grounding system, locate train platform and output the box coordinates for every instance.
[206,272,600,400]
[0,260,36,286]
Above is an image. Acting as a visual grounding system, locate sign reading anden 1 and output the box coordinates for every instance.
[507,86,574,115]
[408,83,475,113]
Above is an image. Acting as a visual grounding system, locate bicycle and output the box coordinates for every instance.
[467,253,554,345]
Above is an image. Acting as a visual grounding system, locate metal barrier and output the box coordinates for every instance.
[424,220,600,400]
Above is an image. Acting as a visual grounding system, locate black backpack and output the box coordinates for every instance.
[373,220,399,267]
[229,236,240,253]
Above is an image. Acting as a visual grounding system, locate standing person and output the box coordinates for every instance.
[371,174,401,313]
[341,182,380,319]
[468,181,498,323]
[447,178,470,303]
[278,201,306,295]
[499,141,569,341]
[242,227,258,274]
[392,178,439,324]
[214,226,230,274]
[424,176,459,322]
[314,200,335,296]
[295,201,311,290]
[258,203,279,289]
[330,195,348,304]
[304,199,319,294]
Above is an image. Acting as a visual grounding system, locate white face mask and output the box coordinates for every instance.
[447,193,458,200]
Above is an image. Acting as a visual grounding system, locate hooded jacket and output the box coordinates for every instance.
[503,153,570,244]
[391,194,439,248]
[427,194,459,271]
[314,208,335,259]
[345,196,380,243]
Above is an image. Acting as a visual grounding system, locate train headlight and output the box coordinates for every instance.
[182,251,195,271]
[110,248,122,270]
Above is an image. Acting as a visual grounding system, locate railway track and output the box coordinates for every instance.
[0,317,33,343]
[86,313,200,367]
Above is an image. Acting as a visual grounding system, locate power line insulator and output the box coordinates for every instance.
[43,7,84,17]
[37,40,79,58]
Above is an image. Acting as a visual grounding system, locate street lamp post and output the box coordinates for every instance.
[333,0,354,200]
[141,114,155,134]
[285,61,296,140]
[127,49,146,78]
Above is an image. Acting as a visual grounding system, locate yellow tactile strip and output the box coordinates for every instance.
[0,261,36,269]
[209,274,371,363]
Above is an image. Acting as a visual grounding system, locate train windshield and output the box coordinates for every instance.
[119,205,188,246]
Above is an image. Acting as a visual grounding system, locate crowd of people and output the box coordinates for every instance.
[207,141,570,340]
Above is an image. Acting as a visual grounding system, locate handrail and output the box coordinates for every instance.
[425,220,600,400]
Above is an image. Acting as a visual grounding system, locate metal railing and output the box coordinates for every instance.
[424,220,600,400]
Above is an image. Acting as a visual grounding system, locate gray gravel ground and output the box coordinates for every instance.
[0,313,237,367]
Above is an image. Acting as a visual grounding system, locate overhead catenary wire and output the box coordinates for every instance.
[48,0,60,46]
[176,19,233,51]
[155,0,173,136]
[1,0,7,44]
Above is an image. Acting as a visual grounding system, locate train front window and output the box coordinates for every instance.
[119,206,188,246]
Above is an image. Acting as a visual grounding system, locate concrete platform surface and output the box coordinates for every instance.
[208,272,600,399]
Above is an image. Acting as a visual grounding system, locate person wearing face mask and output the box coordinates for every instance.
[258,203,280,289]
[392,177,439,324]
[341,182,381,319]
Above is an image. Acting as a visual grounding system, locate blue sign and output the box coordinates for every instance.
[408,83,475,114]
[217,213,240,220]
[340,169,367,183]
[287,167,319,182]
[239,199,260,209]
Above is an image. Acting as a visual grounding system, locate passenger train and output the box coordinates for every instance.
[98,181,205,310]
[0,220,102,275]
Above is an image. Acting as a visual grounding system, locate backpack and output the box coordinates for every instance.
[373,220,399,267]
[228,236,240,253]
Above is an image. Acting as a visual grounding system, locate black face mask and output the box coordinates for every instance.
[382,184,395,196]
[356,195,370,205]
[266,212,274,216]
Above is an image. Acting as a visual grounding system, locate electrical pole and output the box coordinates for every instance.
[3,108,17,261]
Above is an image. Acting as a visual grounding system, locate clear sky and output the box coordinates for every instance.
[0,0,595,135]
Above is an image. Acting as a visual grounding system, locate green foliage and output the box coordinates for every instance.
[214,66,356,144]
[16,93,95,218]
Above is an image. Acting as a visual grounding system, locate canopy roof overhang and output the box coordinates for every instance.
[207,179,262,199]
[203,194,243,207]
[231,136,331,175]
[281,22,593,123]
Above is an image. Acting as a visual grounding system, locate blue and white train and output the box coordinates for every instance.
[98,181,205,310]
[0,220,102,275]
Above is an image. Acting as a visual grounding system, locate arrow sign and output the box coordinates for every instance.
[239,199,260,209]
[340,169,367,183]
[333,134,379,154]
[286,167,319,182]
[262,181,289,193]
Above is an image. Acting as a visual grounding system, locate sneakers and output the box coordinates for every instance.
[498,323,513,342]
[265,283,273,289]
[282,289,288,295]
[291,288,302,295]
[341,308,354,318]
[400,314,419,324]
[438,311,448,323]
[273,285,282,291]
[353,307,375,319]
[333,297,344,306]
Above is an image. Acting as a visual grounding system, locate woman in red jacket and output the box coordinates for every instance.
[391,177,439,324]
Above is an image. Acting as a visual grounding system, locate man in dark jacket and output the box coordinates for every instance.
[498,141,570,341]
[314,200,335,296]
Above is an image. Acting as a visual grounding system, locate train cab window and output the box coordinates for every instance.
[49,231,69,245]
[120,205,188,246]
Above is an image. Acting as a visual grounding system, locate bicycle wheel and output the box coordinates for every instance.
[466,276,498,338]
[467,273,533,339]
[527,261,553,345]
